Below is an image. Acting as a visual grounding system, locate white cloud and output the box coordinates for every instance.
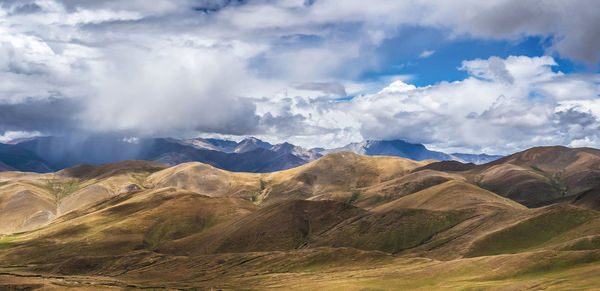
[257,55,600,152]
[377,80,417,94]
[418,50,435,58]
[0,130,41,143]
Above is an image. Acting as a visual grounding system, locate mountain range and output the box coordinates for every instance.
[1,145,600,289]
[0,136,502,173]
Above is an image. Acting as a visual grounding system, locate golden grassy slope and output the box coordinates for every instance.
[0,180,55,234]
[258,151,433,203]
[0,171,56,234]
[142,151,432,204]
[373,180,527,212]
[1,187,258,268]
[145,161,260,198]
[0,161,168,233]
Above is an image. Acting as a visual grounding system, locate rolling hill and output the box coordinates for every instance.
[470,146,600,206]
[1,146,600,289]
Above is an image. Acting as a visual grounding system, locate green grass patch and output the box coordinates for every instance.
[348,190,361,204]
[46,224,92,241]
[333,190,362,204]
[249,191,259,202]
[0,233,24,250]
[484,251,600,281]
[373,193,398,204]
[325,209,468,254]
[143,215,219,249]
[260,179,267,190]
[131,172,150,187]
[516,253,600,279]
[561,235,600,251]
[467,207,596,257]
[530,165,543,172]
[0,181,10,187]
[45,178,79,203]
[475,181,497,193]
[529,166,567,198]
[424,234,460,251]
[548,172,567,197]
[379,211,464,253]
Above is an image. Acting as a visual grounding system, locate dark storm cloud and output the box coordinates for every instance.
[435,1,600,64]
[555,108,598,128]
[10,3,42,15]
[258,112,334,137]
[191,0,248,13]
[0,98,81,134]
[552,108,600,141]
[0,95,307,138]
[190,97,262,136]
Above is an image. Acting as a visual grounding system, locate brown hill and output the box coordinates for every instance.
[55,161,166,216]
[199,200,367,253]
[355,169,465,209]
[145,162,260,198]
[57,160,166,180]
[372,180,527,212]
[414,160,477,172]
[471,146,600,206]
[1,188,258,268]
[145,151,434,205]
[2,149,600,289]
[563,186,600,211]
[366,180,530,259]
[0,181,55,234]
[484,146,600,172]
[307,207,469,254]
[465,204,600,257]
[258,151,432,203]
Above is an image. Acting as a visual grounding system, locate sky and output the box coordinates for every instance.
[0,0,599,154]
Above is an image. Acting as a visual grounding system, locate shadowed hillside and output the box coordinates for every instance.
[470,146,600,207]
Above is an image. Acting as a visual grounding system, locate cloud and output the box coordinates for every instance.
[422,0,600,64]
[344,56,600,153]
[81,39,263,136]
[418,50,435,58]
[1,0,600,152]
[293,82,347,97]
[0,97,82,134]
[0,130,41,143]
[259,55,600,153]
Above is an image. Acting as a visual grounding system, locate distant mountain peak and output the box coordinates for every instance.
[449,153,504,164]
[0,136,501,174]
[234,137,272,153]
[271,142,295,151]
[323,139,451,161]
[271,142,322,162]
